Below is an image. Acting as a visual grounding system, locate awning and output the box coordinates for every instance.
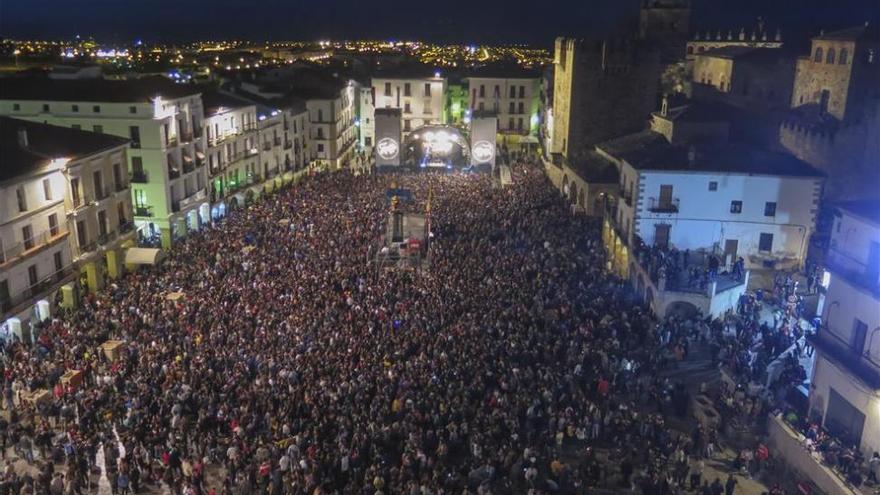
[124,247,164,265]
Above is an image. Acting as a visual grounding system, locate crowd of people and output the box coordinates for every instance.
[0,161,805,494]
[632,243,744,294]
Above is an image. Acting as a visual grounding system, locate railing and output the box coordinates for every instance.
[96,231,118,246]
[0,264,75,313]
[119,221,134,233]
[94,186,110,201]
[131,171,148,183]
[173,189,207,212]
[135,206,154,217]
[263,141,272,151]
[180,132,194,143]
[809,331,880,389]
[246,173,262,185]
[273,136,282,146]
[182,157,195,174]
[648,197,680,213]
[1,226,69,264]
[114,180,127,192]
[169,168,181,180]
[71,196,85,209]
[825,246,880,296]
[79,240,97,253]
[283,140,293,150]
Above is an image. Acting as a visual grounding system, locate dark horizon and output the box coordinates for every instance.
[1,0,878,47]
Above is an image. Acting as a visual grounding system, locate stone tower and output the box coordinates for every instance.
[639,0,692,63]
[551,36,661,162]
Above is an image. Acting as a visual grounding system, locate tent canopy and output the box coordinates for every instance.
[124,247,163,265]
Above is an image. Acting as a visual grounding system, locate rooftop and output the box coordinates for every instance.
[835,199,880,226]
[567,151,620,184]
[814,23,879,42]
[0,75,202,103]
[0,117,129,183]
[597,130,824,177]
[201,90,255,116]
[653,102,730,123]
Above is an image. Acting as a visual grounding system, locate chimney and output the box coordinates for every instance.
[17,128,28,148]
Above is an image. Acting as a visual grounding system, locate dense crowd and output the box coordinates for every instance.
[0,163,788,494]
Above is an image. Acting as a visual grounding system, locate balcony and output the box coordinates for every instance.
[0,264,76,314]
[94,186,110,201]
[131,171,148,183]
[1,227,69,266]
[245,173,262,185]
[119,220,134,234]
[825,246,880,297]
[284,140,293,150]
[182,155,195,174]
[180,132,194,143]
[246,147,259,157]
[134,206,154,217]
[647,197,680,213]
[114,180,128,192]
[173,189,207,212]
[808,331,880,389]
[273,136,282,146]
[263,141,272,152]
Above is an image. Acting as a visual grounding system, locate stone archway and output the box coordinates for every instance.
[569,182,578,205]
[666,300,699,319]
[562,175,569,196]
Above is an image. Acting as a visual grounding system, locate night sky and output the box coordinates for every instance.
[1,0,877,46]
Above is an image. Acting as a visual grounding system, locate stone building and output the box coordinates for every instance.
[638,0,692,64]
[551,36,660,163]
[686,25,783,61]
[779,23,880,199]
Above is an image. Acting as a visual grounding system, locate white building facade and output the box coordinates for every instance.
[808,201,880,459]
[0,118,134,339]
[466,76,541,140]
[306,86,358,170]
[371,76,446,135]
[0,77,209,248]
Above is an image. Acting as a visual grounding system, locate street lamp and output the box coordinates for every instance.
[13,49,21,68]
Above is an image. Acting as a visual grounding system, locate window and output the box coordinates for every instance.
[93,170,103,199]
[113,163,123,190]
[129,126,141,148]
[825,48,835,64]
[508,117,515,129]
[22,225,34,250]
[93,125,103,133]
[48,213,58,236]
[384,82,391,96]
[72,104,79,112]
[759,233,773,252]
[730,200,742,213]
[424,83,431,97]
[404,102,411,114]
[28,265,38,288]
[317,143,324,153]
[404,120,411,131]
[509,102,516,113]
[509,86,516,98]
[519,86,525,98]
[839,48,848,65]
[479,85,485,98]
[708,181,718,191]
[478,102,484,111]
[42,104,50,112]
[129,106,137,114]
[404,83,411,97]
[54,252,63,274]
[43,178,52,201]
[317,109,323,122]
[517,118,524,131]
[98,210,108,236]
[12,103,20,111]
[365,137,372,146]
[764,202,777,217]
[494,85,500,96]
[71,177,81,207]
[0,280,8,308]
[518,102,524,114]
[76,220,87,249]
[93,105,101,113]
[852,319,868,355]
[16,186,27,212]
[814,46,823,63]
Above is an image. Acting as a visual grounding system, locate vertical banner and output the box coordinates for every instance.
[375,108,402,168]
[469,116,497,168]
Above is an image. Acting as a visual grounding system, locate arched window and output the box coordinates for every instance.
[814,46,823,62]
[698,46,706,53]
[839,48,848,65]
[687,46,694,55]
[826,48,835,64]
